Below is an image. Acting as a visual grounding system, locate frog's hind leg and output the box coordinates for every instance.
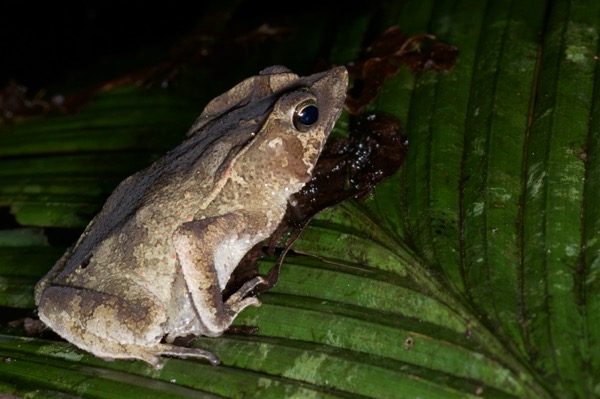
[37,286,217,368]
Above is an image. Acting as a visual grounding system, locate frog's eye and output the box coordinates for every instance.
[293,100,319,132]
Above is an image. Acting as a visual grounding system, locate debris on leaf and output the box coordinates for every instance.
[244,111,408,292]
[346,26,459,114]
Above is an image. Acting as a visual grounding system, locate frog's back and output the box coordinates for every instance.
[49,94,277,285]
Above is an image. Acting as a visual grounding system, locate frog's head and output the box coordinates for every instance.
[252,66,348,190]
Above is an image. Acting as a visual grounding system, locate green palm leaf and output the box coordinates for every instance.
[1,0,599,397]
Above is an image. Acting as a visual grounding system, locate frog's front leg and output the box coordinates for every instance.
[173,213,268,336]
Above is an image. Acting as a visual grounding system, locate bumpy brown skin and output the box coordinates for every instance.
[35,66,348,368]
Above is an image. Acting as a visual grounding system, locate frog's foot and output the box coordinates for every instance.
[97,343,166,369]
[225,276,267,309]
[95,343,219,369]
[155,343,220,367]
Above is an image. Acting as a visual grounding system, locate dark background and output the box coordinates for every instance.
[0,2,214,91]
[0,2,366,93]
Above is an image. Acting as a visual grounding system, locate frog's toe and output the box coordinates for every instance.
[155,343,220,366]
[226,276,267,305]
[125,348,163,369]
[227,296,261,314]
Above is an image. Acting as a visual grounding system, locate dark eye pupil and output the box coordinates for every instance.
[298,105,318,125]
[294,104,319,131]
